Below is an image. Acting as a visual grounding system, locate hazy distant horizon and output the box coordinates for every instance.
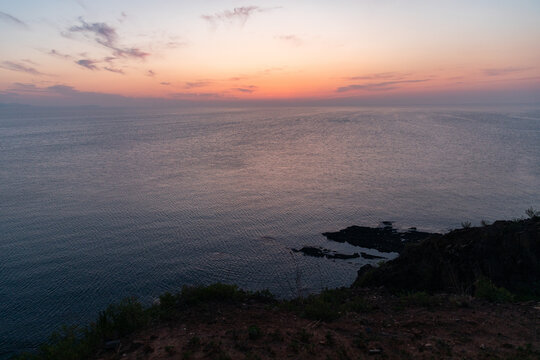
[1,90,539,109]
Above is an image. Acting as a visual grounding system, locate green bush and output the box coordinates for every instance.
[345,297,372,313]
[302,297,341,321]
[12,284,251,360]
[36,326,93,360]
[180,283,245,305]
[12,284,371,359]
[300,288,348,321]
[282,288,371,322]
[248,289,276,303]
[12,297,149,360]
[474,277,514,303]
[155,292,182,320]
[95,297,149,339]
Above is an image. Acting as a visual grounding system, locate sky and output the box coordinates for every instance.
[0,0,539,106]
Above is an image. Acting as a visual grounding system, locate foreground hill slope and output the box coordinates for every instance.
[95,290,539,360]
[13,217,540,360]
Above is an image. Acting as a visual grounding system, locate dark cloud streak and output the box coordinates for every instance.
[202,6,278,26]
[483,67,532,77]
[69,17,117,47]
[67,17,149,59]
[232,85,257,93]
[184,81,210,89]
[0,61,43,75]
[114,47,149,59]
[75,59,98,70]
[49,49,73,59]
[347,72,410,81]
[233,88,255,93]
[0,11,27,28]
[104,67,124,74]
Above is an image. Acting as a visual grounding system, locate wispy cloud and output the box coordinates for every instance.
[69,17,117,47]
[202,6,278,27]
[346,72,410,81]
[49,49,73,59]
[232,85,257,93]
[0,11,27,28]
[184,81,210,89]
[21,59,38,66]
[483,67,532,77]
[114,47,149,59]
[276,34,302,46]
[47,84,78,94]
[160,82,171,86]
[75,59,98,70]
[64,55,124,73]
[146,70,156,77]
[104,66,124,74]
[171,92,224,99]
[67,17,149,59]
[336,79,429,92]
[0,61,43,75]
[166,40,188,49]
[8,82,46,93]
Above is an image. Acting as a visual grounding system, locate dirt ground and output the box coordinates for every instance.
[96,290,540,360]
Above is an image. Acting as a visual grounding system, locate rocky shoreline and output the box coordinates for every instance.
[11,215,540,360]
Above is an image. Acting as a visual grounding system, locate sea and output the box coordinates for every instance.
[1,105,539,357]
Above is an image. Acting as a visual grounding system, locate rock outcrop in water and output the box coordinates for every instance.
[355,217,540,296]
[294,222,432,261]
[292,246,386,260]
[292,246,360,259]
[323,222,434,253]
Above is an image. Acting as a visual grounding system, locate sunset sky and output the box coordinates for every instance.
[1,0,539,106]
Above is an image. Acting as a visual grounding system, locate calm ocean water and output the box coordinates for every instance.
[1,105,539,357]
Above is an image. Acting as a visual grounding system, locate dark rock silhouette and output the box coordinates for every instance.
[323,222,434,253]
[360,252,385,260]
[292,246,360,259]
[354,218,540,296]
